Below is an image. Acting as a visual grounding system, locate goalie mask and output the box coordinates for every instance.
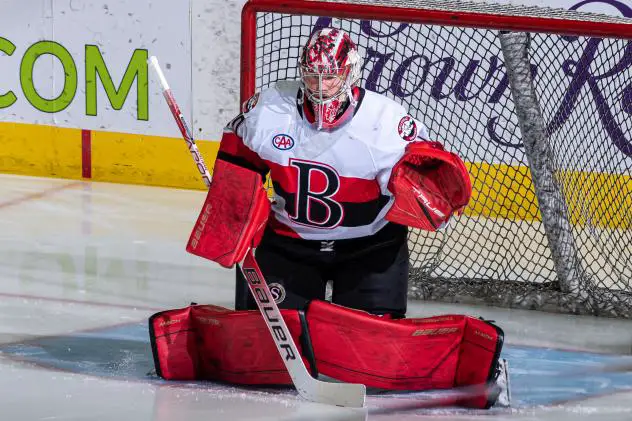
[299,28,362,131]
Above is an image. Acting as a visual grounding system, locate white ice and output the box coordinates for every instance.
[1,173,632,421]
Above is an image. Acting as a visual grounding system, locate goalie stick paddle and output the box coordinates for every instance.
[241,250,366,407]
[148,56,366,408]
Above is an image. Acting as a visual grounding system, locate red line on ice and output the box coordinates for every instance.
[0,181,81,210]
[0,292,163,312]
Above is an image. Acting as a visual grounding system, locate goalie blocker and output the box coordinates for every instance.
[185,158,269,267]
[149,299,505,409]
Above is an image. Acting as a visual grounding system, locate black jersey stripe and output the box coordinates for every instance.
[216,151,269,179]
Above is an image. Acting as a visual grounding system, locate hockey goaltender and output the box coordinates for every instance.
[149,28,509,410]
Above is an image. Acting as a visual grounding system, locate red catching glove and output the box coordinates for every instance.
[385,141,471,231]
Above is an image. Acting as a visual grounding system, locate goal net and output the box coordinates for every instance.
[241,0,632,317]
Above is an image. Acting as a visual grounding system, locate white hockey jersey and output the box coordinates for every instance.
[218,80,430,241]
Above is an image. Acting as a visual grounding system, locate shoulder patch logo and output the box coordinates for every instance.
[398,115,418,142]
[226,113,245,133]
[272,134,295,150]
[242,92,260,113]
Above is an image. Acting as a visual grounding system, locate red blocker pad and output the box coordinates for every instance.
[186,159,270,268]
[149,304,306,385]
[149,301,503,409]
[386,142,472,231]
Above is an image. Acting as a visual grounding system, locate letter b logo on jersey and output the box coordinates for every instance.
[289,159,343,228]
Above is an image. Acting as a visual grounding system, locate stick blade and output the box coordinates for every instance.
[297,379,366,407]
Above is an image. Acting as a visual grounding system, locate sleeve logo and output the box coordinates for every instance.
[273,134,295,150]
[241,92,260,113]
[398,115,418,142]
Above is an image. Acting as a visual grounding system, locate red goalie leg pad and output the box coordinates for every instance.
[149,304,307,385]
[455,317,504,409]
[186,159,270,268]
[149,306,198,380]
[306,301,463,390]
[305,300,503,408]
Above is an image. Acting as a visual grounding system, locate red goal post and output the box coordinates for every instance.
[239,0,632,317]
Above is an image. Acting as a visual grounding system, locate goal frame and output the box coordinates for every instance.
[240,0,632,104]
[238,0,632,317]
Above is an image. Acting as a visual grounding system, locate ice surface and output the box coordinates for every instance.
[1,174,631,420]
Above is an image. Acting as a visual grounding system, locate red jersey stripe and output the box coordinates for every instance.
[268,216,302,238]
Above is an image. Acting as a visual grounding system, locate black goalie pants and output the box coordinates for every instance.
[234,223,410,318]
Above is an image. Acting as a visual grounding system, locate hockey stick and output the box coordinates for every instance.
[148,56,366,408]
[368,382,498,415]
[288,358,632,421]
[367,359,632,416]
[287,383,499,421]
[148,57,212,188]
[240,251,366,407]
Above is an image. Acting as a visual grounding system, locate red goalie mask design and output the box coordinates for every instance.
[299,28,362,131]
